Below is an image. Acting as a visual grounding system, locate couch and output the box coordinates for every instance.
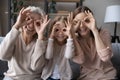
[0,37,120,80]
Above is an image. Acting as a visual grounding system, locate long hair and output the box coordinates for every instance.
[48,16,67,37]
[73,6,93,18]
[73,6,101,38]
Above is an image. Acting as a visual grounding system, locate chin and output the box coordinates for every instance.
[57,39,65,42]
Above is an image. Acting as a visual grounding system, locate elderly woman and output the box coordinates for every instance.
[69,6,116,80]
[0,6,50,80]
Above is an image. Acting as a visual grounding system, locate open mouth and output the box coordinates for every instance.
[80,28,87,33]
[26,26,35,32]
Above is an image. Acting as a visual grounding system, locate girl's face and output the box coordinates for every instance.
[73,12,90,37]
[23,12,42,36]
[53,21,67,43]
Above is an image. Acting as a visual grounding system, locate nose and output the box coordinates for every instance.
[80,22,83,28]
[58,31,63,35]
[26,17,34,24]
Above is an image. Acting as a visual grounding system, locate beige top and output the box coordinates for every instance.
[41,38,74,80]
[76,29,116,79]
[0,28,47,80]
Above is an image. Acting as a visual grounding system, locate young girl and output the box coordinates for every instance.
[41,16,75,80]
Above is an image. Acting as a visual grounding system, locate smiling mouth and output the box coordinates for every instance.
[80,28,87,32]
[57,35,65,38]
[26,26,35,32]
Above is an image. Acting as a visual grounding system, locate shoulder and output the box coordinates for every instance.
[99,28,111,36]
[99,28,111,43]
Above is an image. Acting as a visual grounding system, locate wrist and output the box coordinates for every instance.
[38,35,44,40]
[68,34,72,39]
[13,23,21,30]
[92,28,99,37]
[50,34,54,39]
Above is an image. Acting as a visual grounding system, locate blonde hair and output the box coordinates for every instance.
[48,16,67,37]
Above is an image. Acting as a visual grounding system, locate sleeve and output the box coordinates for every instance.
[45,38,54,59]
[65,38,75,59]
[31,39,47,71]
[0,28,20,60]
[97,29,113,61]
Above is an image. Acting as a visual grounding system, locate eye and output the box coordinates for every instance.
[36,22,41,26]
[63,29,66,32]
[55,29,59,32]
[26,17,31,21]
[85,18,90,23]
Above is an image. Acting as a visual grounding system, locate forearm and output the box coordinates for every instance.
[93,29,112,61]
[65,38,74,59]
[0,27,20,60]
[31,39,47,70]
[45,38,54,59]
[72,35,85,64]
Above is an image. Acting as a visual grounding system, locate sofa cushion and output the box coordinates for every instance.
[0,60,8,79]
[111,43,120,79]
[0,37,8,79]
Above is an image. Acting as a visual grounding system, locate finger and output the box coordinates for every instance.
[88,12,93,17]
[43,15,48,23]
[70,12,73,22]
[69,13,71,22]
[85,10,88,15]
[22,7,31,14]
[69,12,73,23]
[19,7,25,14]
[67,13,70,23]
[45,19,51,27]
[45,15,49,23]
[65,21,68,27]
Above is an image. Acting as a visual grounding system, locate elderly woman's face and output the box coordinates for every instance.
[73,12,90,36]
[53,21,67,42]
[23,12,42,36]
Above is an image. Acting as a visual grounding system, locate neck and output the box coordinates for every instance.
[79,32,92,39]
[56,40,66,46]
[22,33,34,45]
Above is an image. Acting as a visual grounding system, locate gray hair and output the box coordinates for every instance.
[25,6,45,16]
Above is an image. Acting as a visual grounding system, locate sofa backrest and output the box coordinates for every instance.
[111,43,120,78]
[111,43,120,66]
[0,37,120,79]
[0,37,8,79]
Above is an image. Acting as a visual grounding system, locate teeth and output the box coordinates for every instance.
[80,28,86,32]
[27,26,34,32]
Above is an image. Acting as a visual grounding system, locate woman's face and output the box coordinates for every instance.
[53,21,67,43]
[23,12,42,36]
[73,12,90,37]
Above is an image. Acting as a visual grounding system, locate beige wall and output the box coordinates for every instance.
[1,0,120,37]
[83,0,120,36]
[56,0,120,36]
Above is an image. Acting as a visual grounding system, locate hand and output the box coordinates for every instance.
[83,10,96,31]
[34,15,50,39]
[14,7,30,30]
[65,12,74,38]
[49,24,58,39]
